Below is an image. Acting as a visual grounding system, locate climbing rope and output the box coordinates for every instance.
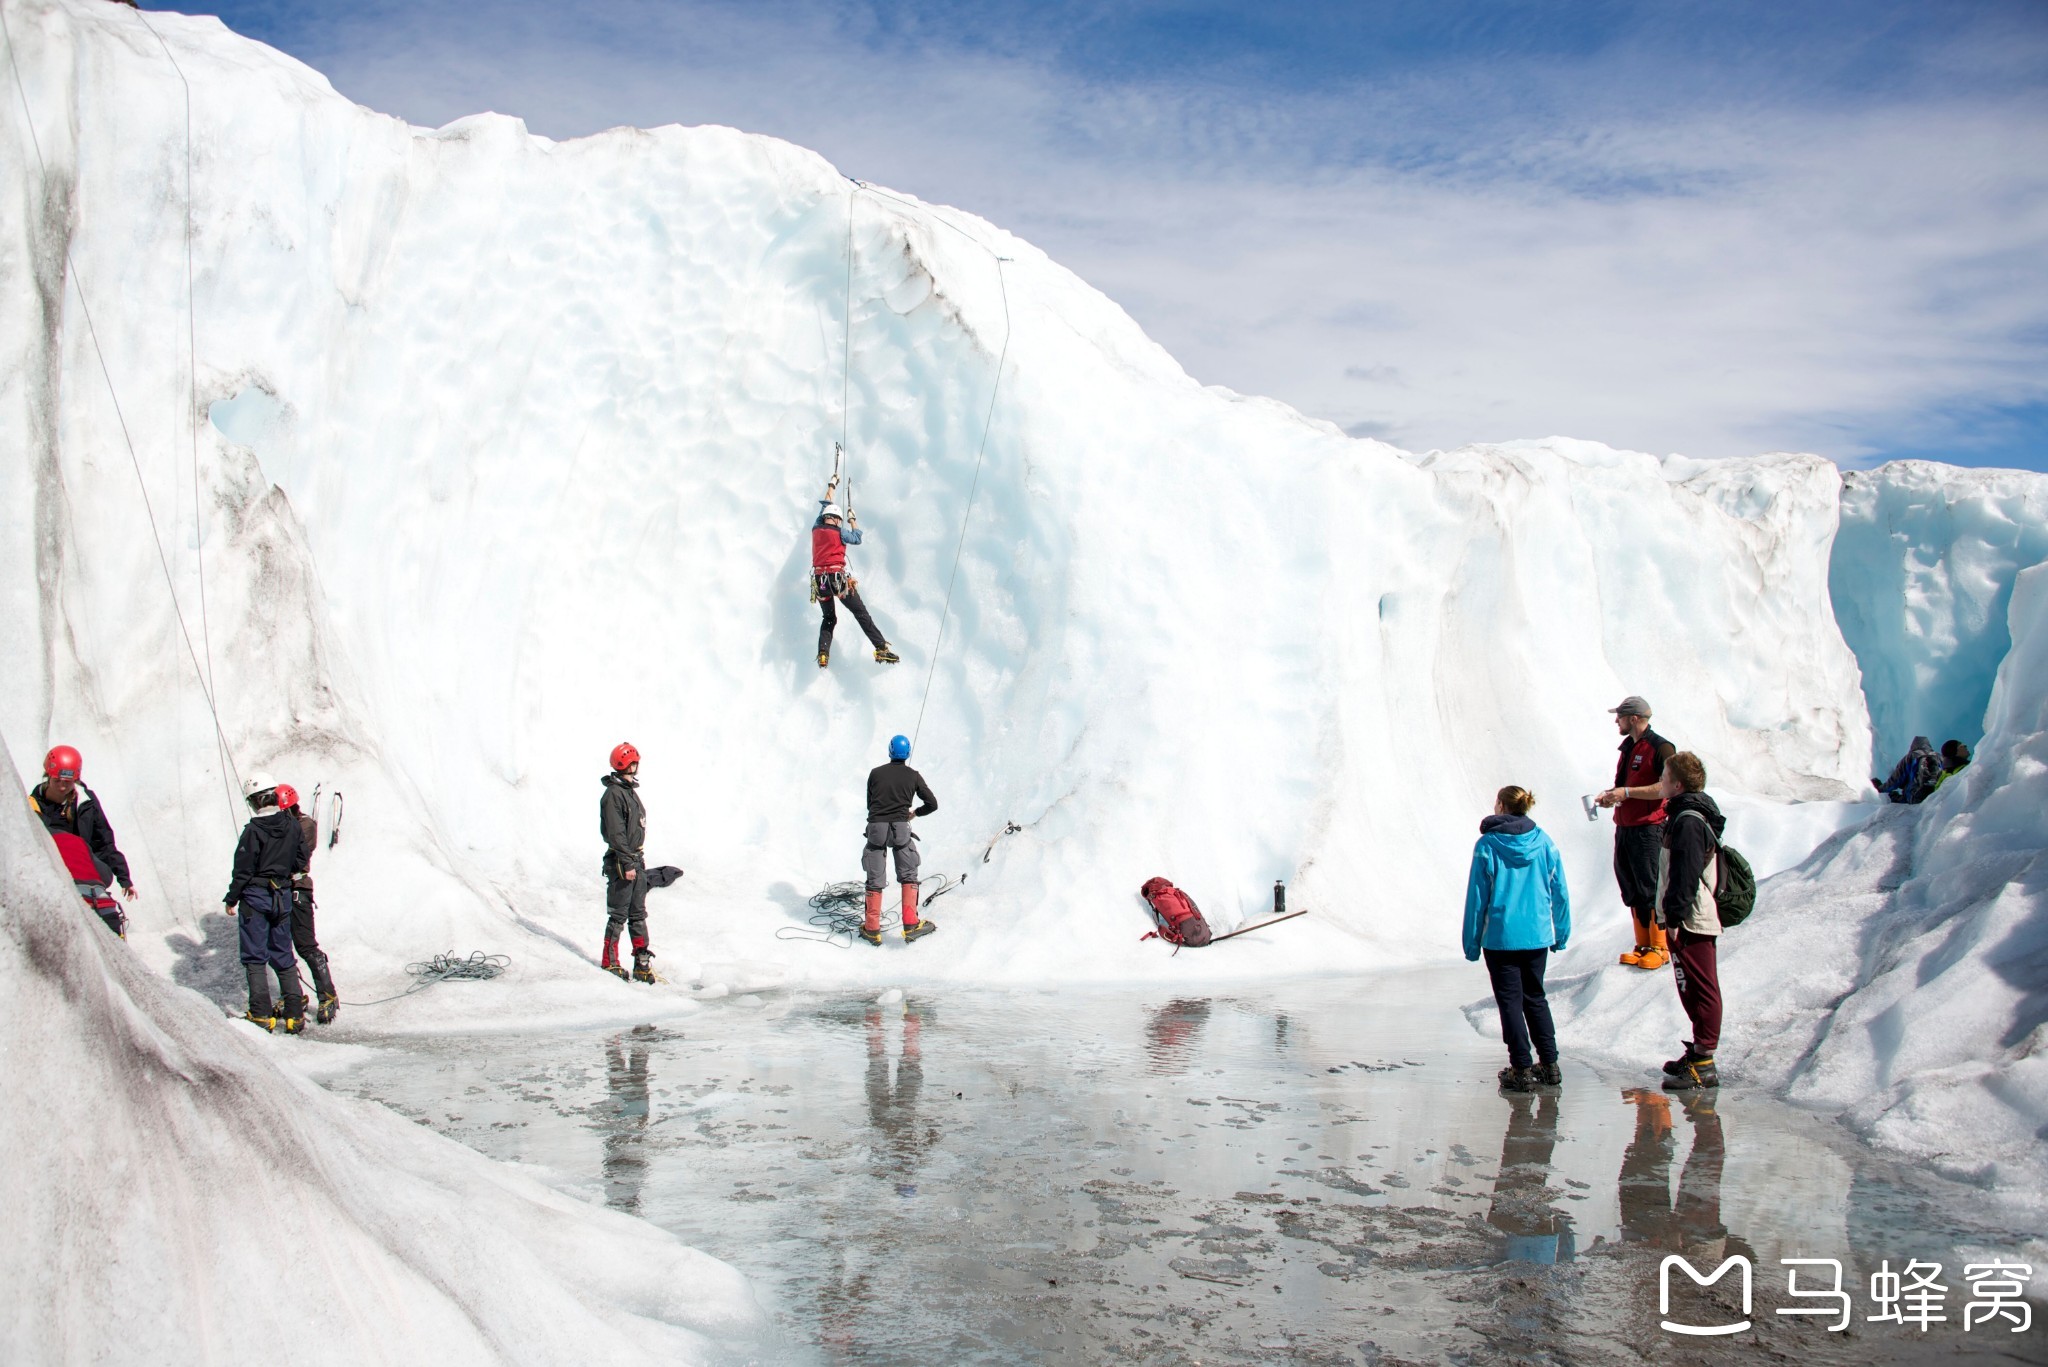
[340,951,511,1007]
[2,9,242,820]
[776,880,870,947]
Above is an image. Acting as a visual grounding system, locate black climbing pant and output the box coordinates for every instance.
[819,584,887,656]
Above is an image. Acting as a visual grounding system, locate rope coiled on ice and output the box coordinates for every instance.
[342,951,512,1006]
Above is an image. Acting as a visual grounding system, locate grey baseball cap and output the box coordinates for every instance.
[1609,695,1652,718]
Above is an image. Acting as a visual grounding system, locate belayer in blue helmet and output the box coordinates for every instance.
[861,734,938,945]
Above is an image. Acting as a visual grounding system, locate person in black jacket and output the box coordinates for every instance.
[224,770,309,1032]
[1654,752,1725,1091]
[599,742,655,982]
[28,745,138,935]
[862,735,937,946]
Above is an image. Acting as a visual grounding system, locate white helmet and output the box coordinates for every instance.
[242,771,277,803]
[821,502,844,521]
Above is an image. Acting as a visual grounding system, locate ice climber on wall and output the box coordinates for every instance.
[599,743,658,983]
[811,476,900,669]
[28,744,138,936]
[277,784,339,1024]
[225,771,309,1033]
[861,734,938,945]
[1594,696,1677,971]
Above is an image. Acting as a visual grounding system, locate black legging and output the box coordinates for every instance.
[819,585,887,654]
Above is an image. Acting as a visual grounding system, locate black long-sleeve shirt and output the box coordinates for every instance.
[866,760,937,822]
[30,781,133,889]
[224,811,307,906]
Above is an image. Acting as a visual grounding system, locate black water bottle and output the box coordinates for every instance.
[1273,880,1286,915]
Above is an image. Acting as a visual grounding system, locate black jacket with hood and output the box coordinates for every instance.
[30,781,133,889]
[224,809,307,906]
[600,771,646,875]
[1658,790,1725,932]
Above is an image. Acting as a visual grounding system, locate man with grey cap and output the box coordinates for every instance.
[1594,696,1677,971]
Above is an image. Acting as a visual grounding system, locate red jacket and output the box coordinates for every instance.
[1613,729,1675,827]
[811,524,847,573]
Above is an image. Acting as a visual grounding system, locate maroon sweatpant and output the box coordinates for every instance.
[1670,928,1722,1054]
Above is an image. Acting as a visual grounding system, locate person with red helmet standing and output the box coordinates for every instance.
[277,784,339,1024]
[600,742,656,982]
[811,476,899,669]
[28,744,138,936]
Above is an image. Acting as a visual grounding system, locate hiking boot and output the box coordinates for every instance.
[1497,1065,1537,1092]
[242,1011,276,1032]
[1663,1056,1719,1091]
[1635,925,1670,970]
[817,651,830,668]
[632,951,657,985]
[1662,1042,1706,1076]
[315,993,339,1025]
[280,1014,306,1035]
[604,963,630,982]
[858,927,883,946]
[874,645,900,664]
[1618,945,1649,967]
[902,919,937,943]
[1533,1061,1562,1088]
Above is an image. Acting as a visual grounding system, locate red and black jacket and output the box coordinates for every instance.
[1613,729,1676,828]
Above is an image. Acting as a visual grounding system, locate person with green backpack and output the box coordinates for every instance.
[1654,751,1755,1091]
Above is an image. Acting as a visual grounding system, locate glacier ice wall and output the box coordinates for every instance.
[1832,461,2048,772]
[0,0,1880,991]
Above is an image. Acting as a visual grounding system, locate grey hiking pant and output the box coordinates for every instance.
[862,821,920,891]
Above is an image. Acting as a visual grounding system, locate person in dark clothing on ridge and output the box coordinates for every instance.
[862,735,937,945]
[1655,751,1725,1091]
[276,783,338,1024]
[1875,736,1973,804]
[28,744,138,936]
[812,478,899,669]
[224,770,309,1033]
[1594,695,1678,972]
[599,742,658,983]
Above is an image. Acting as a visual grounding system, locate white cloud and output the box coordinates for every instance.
[280,1,2048,464]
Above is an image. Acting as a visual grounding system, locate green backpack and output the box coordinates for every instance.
[1680,810,1757,927]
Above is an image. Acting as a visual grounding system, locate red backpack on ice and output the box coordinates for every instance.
[1139,877,1212,947]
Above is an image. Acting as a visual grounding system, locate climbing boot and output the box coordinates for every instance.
[1635,923,1670,971]
[242,1011,277,1032]
[1618,917,1651,967]
[817,650,830,668]
[900,882,920,932]
[903,919,937,943]
[1533,1061,1563,1088]
[1497,1065,1537,1093]
[315,992,340,1026]
[601,935,627,980]
[1663,1055,1719,1091]
[605,963,630,981]
[280,1013,306,1035]
[873,645,900,664]
[858,926,883,946]
[632,950,657,984]
[863,889,884,940]
[1662,1042,1706,1076]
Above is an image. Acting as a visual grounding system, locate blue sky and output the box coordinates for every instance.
[168,0,2048,470]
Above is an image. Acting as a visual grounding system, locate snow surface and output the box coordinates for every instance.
[1,0,2045,1342]
[0,732,767,1364]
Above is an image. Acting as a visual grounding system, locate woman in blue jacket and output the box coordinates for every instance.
[1463,785,1572,1092]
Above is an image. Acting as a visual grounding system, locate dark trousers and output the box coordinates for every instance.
[289,889,335,998]
[818,584,887,655]
[1612,823,1662,916]
[604,858,649,950]
[1671,928,1722,1053]
[237,886,303,1014]
[1483,948,1557,1068]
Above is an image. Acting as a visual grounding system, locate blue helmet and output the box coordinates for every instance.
[888,734,912,761]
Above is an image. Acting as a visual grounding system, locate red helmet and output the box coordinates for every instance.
[610,742,640,772]
[276,783,299,810]
[43,745,82,780]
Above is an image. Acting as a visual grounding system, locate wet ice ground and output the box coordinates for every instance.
[330,971,2044,1365]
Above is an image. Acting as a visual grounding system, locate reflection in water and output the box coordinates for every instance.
[1618,1088,1755,1264]
[1144,997,1214,1075]
[864,1004,936,1191]
[600,1026,654,1214]
[1487,1092,1577,1263]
